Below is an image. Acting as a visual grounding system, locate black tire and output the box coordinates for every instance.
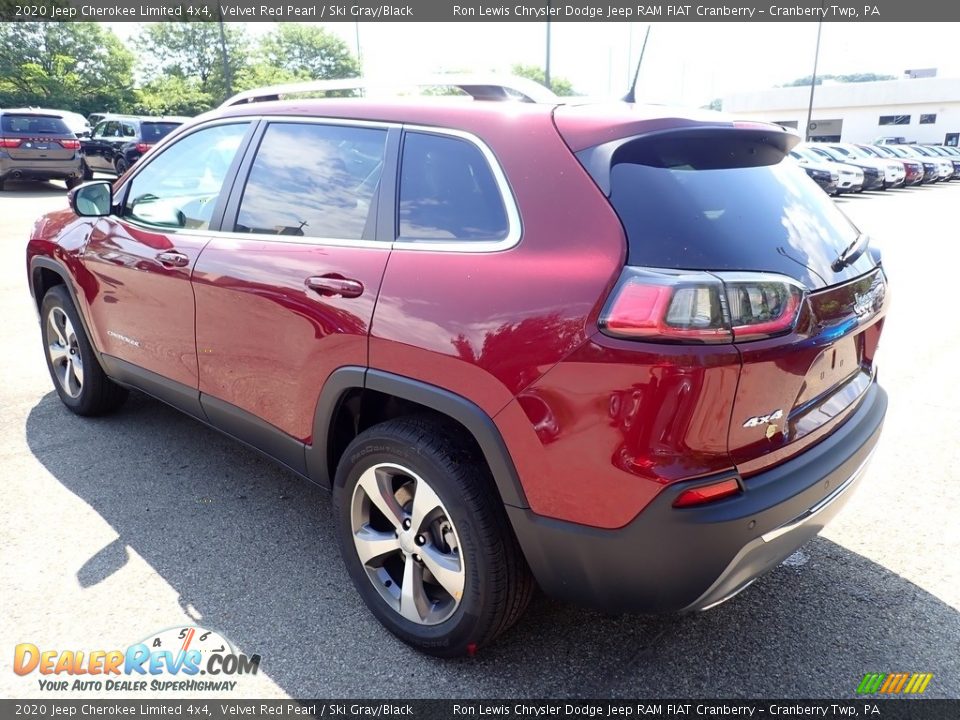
[81,161,93,181]
[333,416,534,657]
[40,285,127,416]
[0,179,4,191]
[115,158,129,175]
[65,176,82,190]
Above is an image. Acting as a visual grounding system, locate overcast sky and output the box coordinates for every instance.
[109,22,960,106]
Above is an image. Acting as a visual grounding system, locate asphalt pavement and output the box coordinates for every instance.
[1,178,958,700]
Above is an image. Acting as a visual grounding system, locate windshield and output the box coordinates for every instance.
[830,145,866,160]
[809,146,846,162]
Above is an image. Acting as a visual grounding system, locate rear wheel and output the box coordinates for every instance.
[81,161,93,181]
[41,285,127,416]
[115,158,129,175]
[65,176,81,190]
[333,416,534,656]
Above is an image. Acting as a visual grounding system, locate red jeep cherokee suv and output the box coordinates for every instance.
[26,78,887,656]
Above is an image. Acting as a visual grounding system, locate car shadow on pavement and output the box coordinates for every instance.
[1,180,70,198]
[26,391,960,699]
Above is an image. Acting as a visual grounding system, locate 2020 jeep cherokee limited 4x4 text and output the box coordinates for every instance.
[26,78,888,657]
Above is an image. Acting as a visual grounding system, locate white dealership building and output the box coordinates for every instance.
[722,76,960,146]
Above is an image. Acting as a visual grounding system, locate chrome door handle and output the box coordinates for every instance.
[156,251,190,268]
[305,275,364,299]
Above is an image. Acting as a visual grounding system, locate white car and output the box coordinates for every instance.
[825,143,904,188]
[789,146,864,194]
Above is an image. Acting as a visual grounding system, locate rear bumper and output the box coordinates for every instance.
[0,157,82,181]
[508,383,887,614]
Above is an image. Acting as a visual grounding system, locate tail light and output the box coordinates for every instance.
[135,142,152,153]
[673,478,741,508]
[59,139,80,150]
[599,267,805,344]
[0,138,22,148]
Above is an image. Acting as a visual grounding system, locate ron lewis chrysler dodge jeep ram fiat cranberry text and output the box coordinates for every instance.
[26,77,887,657]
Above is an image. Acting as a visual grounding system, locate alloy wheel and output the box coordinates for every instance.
[350,462,465,625]
[47,307,84,398]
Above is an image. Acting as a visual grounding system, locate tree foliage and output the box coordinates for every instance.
[136,22,249,105]
[781,72,896,87]
[256,24,359,81]
[0,22,135,115]
[511,63,577,96]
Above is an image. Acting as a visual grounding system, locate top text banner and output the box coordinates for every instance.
[5,0,960,22]
[0,0,960,22]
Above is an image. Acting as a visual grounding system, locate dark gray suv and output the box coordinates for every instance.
[0,109,84,190]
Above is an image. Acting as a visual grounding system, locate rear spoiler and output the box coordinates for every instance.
[575,123,801,196]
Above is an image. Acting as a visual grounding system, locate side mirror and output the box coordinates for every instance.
[70,181,113,217]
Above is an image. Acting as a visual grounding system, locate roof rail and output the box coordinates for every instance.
[219,74,560,108]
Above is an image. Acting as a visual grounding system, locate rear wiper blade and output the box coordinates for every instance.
[832,233,869,271]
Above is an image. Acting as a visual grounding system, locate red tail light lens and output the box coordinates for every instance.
[600,267,805,344]
[600,269,732,343]
[135,142,152,153]
[59,139,80,150]
[0,137,22,148]
[673,478,741,508]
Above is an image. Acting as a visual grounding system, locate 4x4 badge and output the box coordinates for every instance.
[743,409,783,428]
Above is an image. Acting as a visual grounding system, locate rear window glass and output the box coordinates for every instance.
[607,134,861,287]
[398,132,509,241]
[141,123,182,142]
[1,114,70,134]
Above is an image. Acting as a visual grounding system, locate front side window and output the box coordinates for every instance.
[398,132,509,241]
[235,123,387,240]
[919,114,937,125]
[123,122,249,230]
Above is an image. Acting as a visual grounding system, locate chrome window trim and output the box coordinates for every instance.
[393,124,522,253]
[117,115,521,254]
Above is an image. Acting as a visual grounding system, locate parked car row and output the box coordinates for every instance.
[0,108,189,191]
[789,140,960,195]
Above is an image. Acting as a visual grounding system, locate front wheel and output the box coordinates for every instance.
[41,285,127,416]
[333,417,534,657]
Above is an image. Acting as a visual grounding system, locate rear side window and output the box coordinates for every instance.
[605,132,861,287]
[398,132,508,241]
[1,114,70,134]
[235,123,387,240]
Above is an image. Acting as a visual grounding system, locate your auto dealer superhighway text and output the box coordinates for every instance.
[453,705,875,717]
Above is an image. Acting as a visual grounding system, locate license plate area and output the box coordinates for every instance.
[797,333,862,406]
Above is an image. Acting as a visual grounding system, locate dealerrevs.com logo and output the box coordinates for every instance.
[13,626,261,693]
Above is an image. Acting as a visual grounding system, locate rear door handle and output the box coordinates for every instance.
[156,251,190,268]
[305,274,364,299]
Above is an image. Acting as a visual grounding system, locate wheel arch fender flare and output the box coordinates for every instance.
[30,256,103,361]
[307,367,529,509]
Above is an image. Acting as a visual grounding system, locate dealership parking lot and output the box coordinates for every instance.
[1,180,958,699]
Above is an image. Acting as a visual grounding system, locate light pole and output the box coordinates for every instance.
[544,2,552,90]
[804,17,824,141]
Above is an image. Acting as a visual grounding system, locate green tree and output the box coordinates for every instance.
[132,76,215,116]
[0,22,135,115]
[136,22,248,104]
[510,63,576,96]
[257,24,359,81]
[704,98,722,111]
[781,72,896,87]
